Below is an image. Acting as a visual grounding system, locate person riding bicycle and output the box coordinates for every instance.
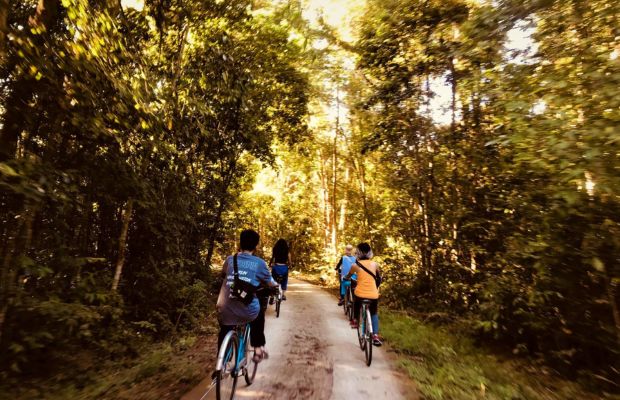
[216,229,278,362]
[343,242,382,347]
[269,238,290,302]
[335,244,356,306]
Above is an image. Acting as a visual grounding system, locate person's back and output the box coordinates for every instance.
[353,259,379,300]
[340,255,356,278]
[217,252,271,326]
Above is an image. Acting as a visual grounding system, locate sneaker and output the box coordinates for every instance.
[338,299,344,306]
[372,334,383,347]
[350,319,358,329]
[282,295,287,301]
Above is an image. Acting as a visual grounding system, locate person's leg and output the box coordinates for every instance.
[369,299,382,346]
[250,299,267,349]
[217,323,235,350]
[370,299,379,334]
[282,268,288,299]
[352,295,361,326]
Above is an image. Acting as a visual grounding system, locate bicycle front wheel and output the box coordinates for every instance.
[364,308,373,366]
[243,326,257,386]
[216,335,238,400]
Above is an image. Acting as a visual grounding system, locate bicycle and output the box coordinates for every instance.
[345,280,356,321]
[214,323,258,400]
[271,275,284,318]
[356,299,374,366]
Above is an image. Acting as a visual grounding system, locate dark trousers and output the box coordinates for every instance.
[353,296,378,321]
[250,294,268,347]
[217,296,269,351]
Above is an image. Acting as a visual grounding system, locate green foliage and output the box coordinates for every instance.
[350,0,620,387]
[382,311,617,400]
[0,0,309,378]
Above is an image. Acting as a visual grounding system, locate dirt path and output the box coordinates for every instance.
[182,278,413,400]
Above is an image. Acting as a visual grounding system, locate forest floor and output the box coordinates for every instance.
[0,330,219,400]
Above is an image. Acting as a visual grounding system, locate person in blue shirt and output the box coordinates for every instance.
[216,229,277,362]
[335,244,357,306]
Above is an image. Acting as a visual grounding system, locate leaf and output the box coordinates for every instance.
[0,163,18,177]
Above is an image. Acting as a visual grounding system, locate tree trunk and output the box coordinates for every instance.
[0,0,9,64]
[331,85,340,254]
[111,199,133,291]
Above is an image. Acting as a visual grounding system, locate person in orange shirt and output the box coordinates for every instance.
[343,242,382,346]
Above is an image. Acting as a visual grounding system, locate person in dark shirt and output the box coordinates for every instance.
[270,238,290,301]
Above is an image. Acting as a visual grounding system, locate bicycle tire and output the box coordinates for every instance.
[365,308,373,366]
[275,296,281,318]
[348,292,354,321]
[357,305,365,350]
[243,327,257,386]
[216,334,238,400]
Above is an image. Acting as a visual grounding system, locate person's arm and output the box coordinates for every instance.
[335,257,343,272]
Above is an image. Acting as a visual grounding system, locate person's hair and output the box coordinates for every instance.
[240,229,260,251]
[272,238,289,264]
[345,244,353,251]
[356,242,373,260]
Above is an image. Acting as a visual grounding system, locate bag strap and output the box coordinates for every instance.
[233,254,239,280]
[355,260,379,287]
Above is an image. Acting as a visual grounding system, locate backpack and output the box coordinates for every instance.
[228,254,258,305]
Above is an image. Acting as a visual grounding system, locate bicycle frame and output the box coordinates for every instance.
[216,324,250,373]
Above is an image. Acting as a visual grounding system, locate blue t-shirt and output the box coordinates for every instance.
[340,255,357,279]
[217,253,273,326]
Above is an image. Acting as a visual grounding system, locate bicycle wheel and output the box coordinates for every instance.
[216,334,238,400]
[356,306,365,350]
[364,308,373,366]
[244,327,258,386]
[275,295,281,318]
[347,289,354,321]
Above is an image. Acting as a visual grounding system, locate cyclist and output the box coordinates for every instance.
[343,242,382,347]
[216,229,278,362]
[335,244,356,306]
[269,238,290,302]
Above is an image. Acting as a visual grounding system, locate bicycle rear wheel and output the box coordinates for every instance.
[356,306,365,350]
[364,308,373,366]
[275,295,281,318]
[216,335,238,400]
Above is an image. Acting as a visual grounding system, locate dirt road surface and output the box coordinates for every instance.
[182,278,415,400]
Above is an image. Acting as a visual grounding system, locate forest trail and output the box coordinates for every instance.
[182,278,414,400]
